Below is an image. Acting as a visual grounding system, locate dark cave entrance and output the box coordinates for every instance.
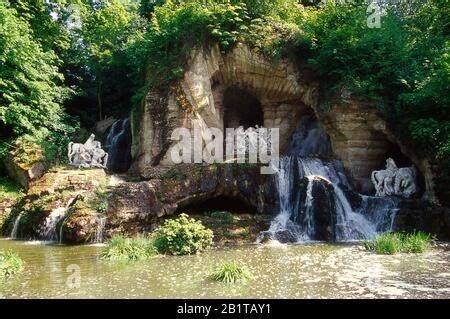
[176,195,258,215]
[223,87,264,130]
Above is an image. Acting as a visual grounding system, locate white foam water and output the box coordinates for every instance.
[10,211,24,239]
[264,156,400,243]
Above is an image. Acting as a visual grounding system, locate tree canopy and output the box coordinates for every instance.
[0,0,448,200]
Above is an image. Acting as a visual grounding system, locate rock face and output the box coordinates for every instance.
[316,99,436,201]
[3,153,47,190]
[0,197,15,230]
[298,176,336,241]
[106,164,277,238]
[131,43,438,203]
[393,201,450,240]
[1,167,107,242]
[131,43,318,177]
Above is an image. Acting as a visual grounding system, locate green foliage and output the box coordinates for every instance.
[298,1,449,202]
[101,235,156,261]
[0,176,23,200]
[209,211,234,225]
[0,2,76,163]
[363,231,433,254]
[127,0,302,111]
[0,250,24,279]
[153,213,214,255]
[139,0,166,19]
[210,260,252,284]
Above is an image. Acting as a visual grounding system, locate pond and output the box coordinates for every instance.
[1,238,449,299]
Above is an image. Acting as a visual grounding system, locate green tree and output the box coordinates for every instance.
[80,1,145,121]
[0,2,75,161]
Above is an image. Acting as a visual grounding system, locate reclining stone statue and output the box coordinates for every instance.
[371,158,417,198]
[68,134,108,169]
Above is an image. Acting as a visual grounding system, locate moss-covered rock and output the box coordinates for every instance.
[2,166,109,241]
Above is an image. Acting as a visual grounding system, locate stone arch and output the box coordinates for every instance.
[133,43,436,202]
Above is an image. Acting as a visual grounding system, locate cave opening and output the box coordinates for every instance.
[176,195,258,215]
[223,87,264,130]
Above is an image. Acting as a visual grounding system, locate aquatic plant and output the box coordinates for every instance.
[153,214,213,256]
[101,235,156,261]
[363,231,433,254]
[0,250,24,279]
[210,261,252,284]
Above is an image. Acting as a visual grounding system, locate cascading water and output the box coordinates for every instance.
[105,118,132,173]
[93,215,107,244]
[263,115,400,243]
[39,207,67,242]
[38,198,77,243]
[10,212,24,239]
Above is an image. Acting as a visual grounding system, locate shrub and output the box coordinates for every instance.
[0,176,23,201]
[210,261,252,284]
[0,250,24,279]
[101,235,156,261]
[209,211,234,225]
[363,231,433,255]
[153,213,214,256]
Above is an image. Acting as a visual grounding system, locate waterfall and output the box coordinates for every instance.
[39,207,67,242]
[105,118,132,173]
[10,212,24,239]
[265,156,398,243]
[93,215,107,244]
[39,198,76,243]
[263,116,400,243]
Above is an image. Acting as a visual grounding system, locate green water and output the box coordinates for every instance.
[1,238,449,299]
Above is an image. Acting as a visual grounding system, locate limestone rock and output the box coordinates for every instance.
[3,153,47,190]
[2,167,107,240]
[298,176,336,241]
[105,163,277,238]
[132,43,439,203]
[393,200,450,240]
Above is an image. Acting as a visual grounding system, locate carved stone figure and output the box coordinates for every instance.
[68,134,108,169]
[371,158,418,198]
[236,126,247,158]
[394,166,417,199]
[90,147,108,168]
[68,142,86,165]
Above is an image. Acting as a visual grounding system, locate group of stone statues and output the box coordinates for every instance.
[235,125,272,154]
[371,158,417,199]
[68,134,108,169]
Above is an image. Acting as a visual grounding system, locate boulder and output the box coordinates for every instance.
[393,200,450,240]
[298,176,336,241]
[3,153,47,190]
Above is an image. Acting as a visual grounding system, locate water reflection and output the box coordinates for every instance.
[0,239,448,299]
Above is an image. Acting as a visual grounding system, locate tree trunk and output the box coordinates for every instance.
[97,81,103,121]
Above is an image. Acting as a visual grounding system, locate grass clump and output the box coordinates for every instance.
[210,261,252,284]
[0,250,24,279]
[153,213,213,256]
[363,231,433,255]
[101,235,156,261]
[209,211,234,225]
